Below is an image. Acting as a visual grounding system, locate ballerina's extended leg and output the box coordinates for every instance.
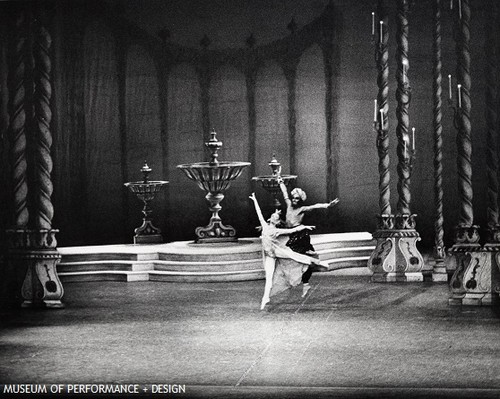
[261,256,275,310]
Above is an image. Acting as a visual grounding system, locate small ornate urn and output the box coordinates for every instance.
[252,154,297,209]
[124,161,169,244]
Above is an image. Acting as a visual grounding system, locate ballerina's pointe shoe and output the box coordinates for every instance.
[302,284,311,298]
[260,298,270,310]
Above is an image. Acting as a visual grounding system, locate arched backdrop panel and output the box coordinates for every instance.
[255,61,289,182]
[125,45,164,241]
[83,21,123,244]
[209,65,252,237]
[167,63,206,241]
[336,56,379,232]
[295,44,328,228]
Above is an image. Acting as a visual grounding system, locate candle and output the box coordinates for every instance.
[404,140,407,159]
[380,109,384,130]
[457,84,462,108]
[379,21,383,42]
[374,99,378,122]
[458,0,462,19]
[372,12,375,36]
[412,127,415,150]
[450,0,453,10]
[448,74,452,99]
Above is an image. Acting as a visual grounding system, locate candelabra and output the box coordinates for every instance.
[447,97,461,131]
[368,0,423,283]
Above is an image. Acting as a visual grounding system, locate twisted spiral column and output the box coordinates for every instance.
[455,0,474,228]
[395,0,411,215]
[432,0,445,257]
[33,13,54,230]
[485,0,499,233]
[375,0,391,216]
[8,10,29,227]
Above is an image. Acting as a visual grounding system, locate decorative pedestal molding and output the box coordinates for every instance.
[449,225,500,306]
[368,214,424,282]
[6,229,64,309]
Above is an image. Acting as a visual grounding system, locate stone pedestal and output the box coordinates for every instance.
[449,250,500,306]
[449,225,500,306]
[7,229,64,309]
[368,214,424,282]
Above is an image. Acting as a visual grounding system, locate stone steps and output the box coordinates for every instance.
[57,232,375,283]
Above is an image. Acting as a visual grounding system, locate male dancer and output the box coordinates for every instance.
[276,175,339,297]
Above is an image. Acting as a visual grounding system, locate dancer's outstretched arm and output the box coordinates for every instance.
[301,198,339,212]
[249,193,267,229]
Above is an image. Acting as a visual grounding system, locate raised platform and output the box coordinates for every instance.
[57,232,376,283]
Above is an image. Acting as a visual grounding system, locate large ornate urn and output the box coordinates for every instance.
[177,129,250,243]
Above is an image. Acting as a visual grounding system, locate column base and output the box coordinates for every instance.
[431,247,448,282]
[368,219,424,283]
[432,260,448,282]
[448,249,500,306]
[448,293,494,307]
[7,229,65,309]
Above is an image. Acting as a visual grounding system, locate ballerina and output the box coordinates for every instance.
[249,192,329,309]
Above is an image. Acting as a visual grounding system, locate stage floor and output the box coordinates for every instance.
[1,275,500,398]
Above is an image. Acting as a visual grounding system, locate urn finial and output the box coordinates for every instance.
[205,129,223,165]
[141,161,152,183]
[268,154,281,176]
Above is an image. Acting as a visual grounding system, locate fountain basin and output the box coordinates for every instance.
[177,162,250,192]
[252,174,297,209]
[124,181,169,198]
[252,174,297,190]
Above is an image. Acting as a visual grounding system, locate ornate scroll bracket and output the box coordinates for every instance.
[484,224,500,250]
[6,229,64,309]
[450,224,481,250]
